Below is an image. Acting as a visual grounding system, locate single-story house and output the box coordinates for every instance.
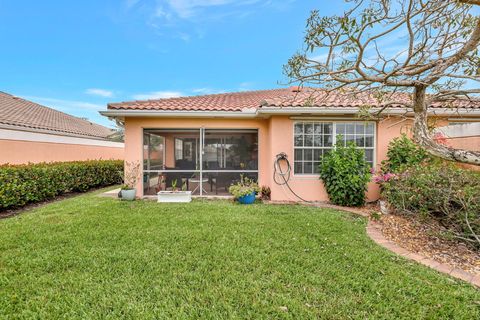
[0,91,124,165]
[100,87,480,202]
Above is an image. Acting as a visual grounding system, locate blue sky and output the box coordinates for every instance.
[0,0,341,127]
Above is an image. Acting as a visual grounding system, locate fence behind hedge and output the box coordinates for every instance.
[0,160,123,211]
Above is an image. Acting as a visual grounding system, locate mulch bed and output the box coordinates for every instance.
[0,193,81,220]
[0,187,109,220]
[379,214,480,274]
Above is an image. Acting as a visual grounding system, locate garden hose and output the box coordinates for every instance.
[273,153,312,203]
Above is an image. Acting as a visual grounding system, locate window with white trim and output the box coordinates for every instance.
[294,122,375,174]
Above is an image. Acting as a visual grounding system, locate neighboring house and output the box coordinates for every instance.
[0,92,123,165]
[100,87,480,202]
[437,122,480,152]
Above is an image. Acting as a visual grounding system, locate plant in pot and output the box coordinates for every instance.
[120,161,140,201]
[157,178,192,203]
[228,176,260,204]
[260,186,271,201]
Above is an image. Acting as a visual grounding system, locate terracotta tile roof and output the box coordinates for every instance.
[108,87,480,112]
[0,92,114,139]
[108,88,293,112]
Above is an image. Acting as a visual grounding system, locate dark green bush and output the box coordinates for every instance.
[383,164,480,249]
[319,141,371,207]
[0,160,123,211]
[381,134,431,173]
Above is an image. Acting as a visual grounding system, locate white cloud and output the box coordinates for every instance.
[22,95,112,127]
[238,81,254,91]
[125,0,142,9]
[309,53,329,63]
[85,88,114,98]
[192,87,225,94]
[124,1,295,42]
[166,0,261,19]
[132,91,183,100]
[25,96,104,111]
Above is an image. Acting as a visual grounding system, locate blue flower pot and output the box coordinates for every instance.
[237,192,256,204]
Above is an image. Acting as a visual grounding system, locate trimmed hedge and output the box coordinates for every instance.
[0,160,123,211]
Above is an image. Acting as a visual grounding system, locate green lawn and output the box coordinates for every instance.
[0,190,478,319]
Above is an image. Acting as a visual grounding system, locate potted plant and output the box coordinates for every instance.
[157,179,192,203]
[228,176,260,204]
[120,161,140,201]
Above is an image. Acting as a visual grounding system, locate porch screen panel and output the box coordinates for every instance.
[143,128,258,197]
[202,129,259,195]
[202,130,258,171]
[143,129,201,196]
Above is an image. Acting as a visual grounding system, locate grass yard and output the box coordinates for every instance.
[0,189,479,319]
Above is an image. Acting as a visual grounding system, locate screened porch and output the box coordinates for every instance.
[142,128,258,196]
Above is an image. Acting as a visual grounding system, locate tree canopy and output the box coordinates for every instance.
[286,0,480,165]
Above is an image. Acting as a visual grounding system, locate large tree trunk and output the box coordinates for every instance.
[458,0,480,5]
[413,85,480,165]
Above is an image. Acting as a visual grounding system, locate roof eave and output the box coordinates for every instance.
[0,123,111,140]
[99,110,259,119]
[259,107,480,116]
[99,107,480,119]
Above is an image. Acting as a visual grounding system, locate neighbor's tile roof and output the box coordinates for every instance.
[108,87,480,112]
[0,91,114,139]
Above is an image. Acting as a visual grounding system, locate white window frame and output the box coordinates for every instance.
[293,121,376,176]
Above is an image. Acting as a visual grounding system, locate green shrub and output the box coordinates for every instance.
[0,160,123,211]
[382,134,431,173]
[383,164,480,249]
[319,141,371,207]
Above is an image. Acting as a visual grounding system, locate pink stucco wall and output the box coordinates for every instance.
[266,116,413,202]
[446,137,480,171]
[124,117,271,194]
[0,139,124,165]
[124,115,478,201]
[447,137,480,151]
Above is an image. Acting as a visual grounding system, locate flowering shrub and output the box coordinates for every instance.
[381,134,431,173]
[372,171,397,184]
[0,160,123,211]
[433,132,448,145]
[382,164,480,249]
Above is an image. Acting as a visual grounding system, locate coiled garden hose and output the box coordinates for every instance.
[273,153,312,203]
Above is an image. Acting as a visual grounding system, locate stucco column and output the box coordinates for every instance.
[124,118,144,197]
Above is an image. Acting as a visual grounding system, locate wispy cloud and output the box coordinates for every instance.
[192,87,226,94]
[25,96,104,111]
[131,84,256,100]
[125,0,295,41]
[164,0,262,19]
[238,81,254,91]
[22,95,112,126]
[125,0,142,9]
[85,88,114,98]
[132,91,183,100]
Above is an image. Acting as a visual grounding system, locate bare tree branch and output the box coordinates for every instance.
[285,0,480,165]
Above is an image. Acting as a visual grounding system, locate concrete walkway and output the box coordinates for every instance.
[99,188,121,198]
